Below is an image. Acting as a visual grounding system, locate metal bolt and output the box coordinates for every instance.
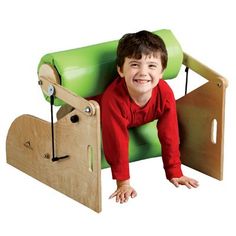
[47,84,55,96]
[84,106,91,113]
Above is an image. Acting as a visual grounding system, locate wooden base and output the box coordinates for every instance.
[6,108,101,212]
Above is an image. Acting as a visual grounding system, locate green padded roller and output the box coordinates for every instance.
[38,29,183,169]
[101,120,162,168]
[38,29,183,106]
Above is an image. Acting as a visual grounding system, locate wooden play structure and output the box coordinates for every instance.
[6,29,227,213]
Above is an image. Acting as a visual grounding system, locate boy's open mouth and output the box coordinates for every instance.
[133,79,151,84]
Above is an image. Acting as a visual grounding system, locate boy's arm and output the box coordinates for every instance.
[101,96,130,181]
[157,88,183,180]
[101,95,139,202]
[157,87,199,188]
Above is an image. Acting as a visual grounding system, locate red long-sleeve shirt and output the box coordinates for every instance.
[100,76,183,181]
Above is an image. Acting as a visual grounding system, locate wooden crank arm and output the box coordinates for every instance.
[38,64,96,116]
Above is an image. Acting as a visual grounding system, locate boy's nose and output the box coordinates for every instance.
[139,66,148,77]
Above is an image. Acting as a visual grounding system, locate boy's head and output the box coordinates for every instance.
[116,31,168,104]
[116,30,168,71]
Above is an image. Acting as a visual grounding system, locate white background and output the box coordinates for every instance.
[0,0,235,235]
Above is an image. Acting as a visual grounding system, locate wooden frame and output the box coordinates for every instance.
[177,53,227,180]
[6,53,227,213]
[6,65,102,213]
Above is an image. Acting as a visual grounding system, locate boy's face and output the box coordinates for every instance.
[117,53,163,98]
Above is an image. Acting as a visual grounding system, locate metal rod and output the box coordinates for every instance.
[185,66,189,95]
[50,95,56,161]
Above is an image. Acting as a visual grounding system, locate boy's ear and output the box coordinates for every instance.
[160,72,164,79]
[160,67,165,78]
[117,65,124,78]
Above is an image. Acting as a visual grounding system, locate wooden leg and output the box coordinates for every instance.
[177,81,226,180]
[6,107,101,212]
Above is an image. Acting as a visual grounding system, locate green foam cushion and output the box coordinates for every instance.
[38,29,183,106]
[101,120,161,168]
[38,29,183,168]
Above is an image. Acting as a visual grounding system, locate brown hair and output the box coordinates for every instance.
[116,30,168,70]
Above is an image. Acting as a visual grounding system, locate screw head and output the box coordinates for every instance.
[84,106,91,113]
[47,85,55,96]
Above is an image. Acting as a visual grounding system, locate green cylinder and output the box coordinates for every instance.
[38,29,183,106]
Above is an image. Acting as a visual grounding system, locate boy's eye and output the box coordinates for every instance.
[149,64,157,68]
[130,63,138,67]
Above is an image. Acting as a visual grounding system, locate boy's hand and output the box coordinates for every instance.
[170,176,199,189]
[109,179,137,203]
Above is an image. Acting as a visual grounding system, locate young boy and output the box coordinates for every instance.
[100,30,199,204]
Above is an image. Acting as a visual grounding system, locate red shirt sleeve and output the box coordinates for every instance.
[101,83,130,181]
[157,84,183,180]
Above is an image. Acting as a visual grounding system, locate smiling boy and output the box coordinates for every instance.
[100,30,198,204]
